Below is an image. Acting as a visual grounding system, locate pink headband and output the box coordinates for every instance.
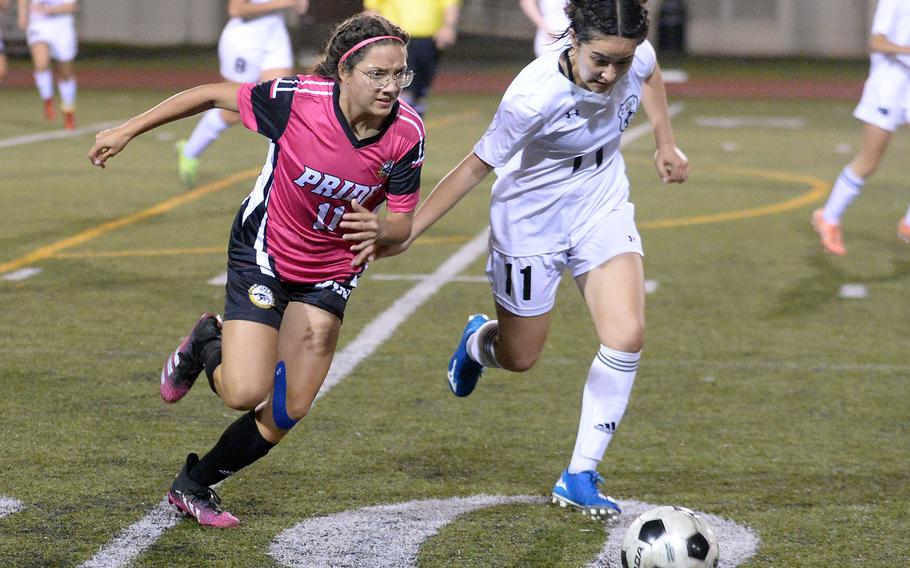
[339,35,404,65]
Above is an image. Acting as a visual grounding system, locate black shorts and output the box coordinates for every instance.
[223,264,356,330]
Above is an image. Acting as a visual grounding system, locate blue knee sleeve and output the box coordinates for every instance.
[271,361,299,430]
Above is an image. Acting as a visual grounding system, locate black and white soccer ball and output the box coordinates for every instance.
[620,506,719,568]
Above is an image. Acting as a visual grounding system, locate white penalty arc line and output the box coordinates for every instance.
[0,496,24,517]
[0,121,124,149]
[76,107,678,568]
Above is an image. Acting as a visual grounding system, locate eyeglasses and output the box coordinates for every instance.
[353,67,414,89]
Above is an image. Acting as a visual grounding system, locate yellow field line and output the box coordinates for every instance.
[0,111,482,272]
[640,167,829,229]
[0,168,259,274]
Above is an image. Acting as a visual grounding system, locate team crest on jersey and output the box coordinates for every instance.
[377,160,395,179]
[248,284,275,309]
[618,95,640,132]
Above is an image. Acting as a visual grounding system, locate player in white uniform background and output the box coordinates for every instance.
[357,0,687,520]
[519,0,570,57]
[813,0,910,255]
[0,0,9,85]
[17,0,79,129]
[176,0,308,189]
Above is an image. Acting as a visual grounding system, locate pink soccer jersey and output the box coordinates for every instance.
[233,75,425,284]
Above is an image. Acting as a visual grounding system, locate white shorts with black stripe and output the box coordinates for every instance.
[485,198,643,317]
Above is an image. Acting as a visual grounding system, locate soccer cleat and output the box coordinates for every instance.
[63,111,76,130]
[447,314,489,397]
[175,140,199,189]
[811,208,846,256]
[551,469,622,521]
[160,313,221,403]
[898,218,910,243]
[43,99,56,121]
[168,453,239,528]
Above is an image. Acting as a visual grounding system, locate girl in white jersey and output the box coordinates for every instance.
[359,0,687,521]
[17,0,79,129]
[813,0,910,255]
[176,0,309,189]
[519,0,571,57]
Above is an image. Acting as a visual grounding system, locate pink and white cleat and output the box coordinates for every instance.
[812,208,847,256]
[167,453,239,528]
[160,313,221,403]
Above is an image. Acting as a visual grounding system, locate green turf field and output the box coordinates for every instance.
[1,76,908,567]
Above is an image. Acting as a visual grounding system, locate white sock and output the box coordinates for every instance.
[183,109,230,159]
[57,78,77,111]
[34,70,54,100]
[823,166,864,224]
[567,345,639,474]
[466,320,500,369]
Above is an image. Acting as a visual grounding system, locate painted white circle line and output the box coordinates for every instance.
[0,496,24,517]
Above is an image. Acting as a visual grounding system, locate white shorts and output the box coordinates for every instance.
[853,103,909,133]
[218,19,293,82]
[27,18,78,61]
[486,199,643,317]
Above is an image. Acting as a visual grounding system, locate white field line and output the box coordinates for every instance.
[0,496,24,517]
[2,267,42,281]
[0,121,123,149]
[75,107,675,567]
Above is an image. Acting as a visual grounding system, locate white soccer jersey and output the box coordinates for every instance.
[534,0,570,57]
[219,0,293,82]
[859,0,910,110]
[26,0,77,61]
[27,0,76,24]
[473,40,656,257]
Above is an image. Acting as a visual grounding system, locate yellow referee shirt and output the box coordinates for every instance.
[364,0,461,38]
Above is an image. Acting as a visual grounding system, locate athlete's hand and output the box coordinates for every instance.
[340,199,383,248]
[434,25,457,50]
[294,0,309,15]
[88,124,134,169]
[654,145,688,184]
[350,239,411,268]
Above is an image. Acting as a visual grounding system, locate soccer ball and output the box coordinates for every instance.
[620,506,719,568]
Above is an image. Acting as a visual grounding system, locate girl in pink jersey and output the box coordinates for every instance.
[88,14,424,527]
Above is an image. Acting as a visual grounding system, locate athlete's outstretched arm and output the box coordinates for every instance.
[88,83,241,168]
[350,152,493,266]
[641,63,688,184]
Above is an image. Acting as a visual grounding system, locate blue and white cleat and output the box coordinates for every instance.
[551,469,622,521]
[446,314,489,397]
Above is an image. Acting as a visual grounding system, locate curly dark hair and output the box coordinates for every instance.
[310,13,409,80]
[560,0,650,45]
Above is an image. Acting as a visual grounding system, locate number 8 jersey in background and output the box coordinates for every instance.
[232,75,424,284]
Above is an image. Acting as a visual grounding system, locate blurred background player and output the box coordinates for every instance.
[89,13,422,527]
[359,0,687,521]
[364,0,460,115]
[0,0,8,85]
[17,0,79,129]
[518,0,570,58]
[812,0,910,255]
[176,0,309,189]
